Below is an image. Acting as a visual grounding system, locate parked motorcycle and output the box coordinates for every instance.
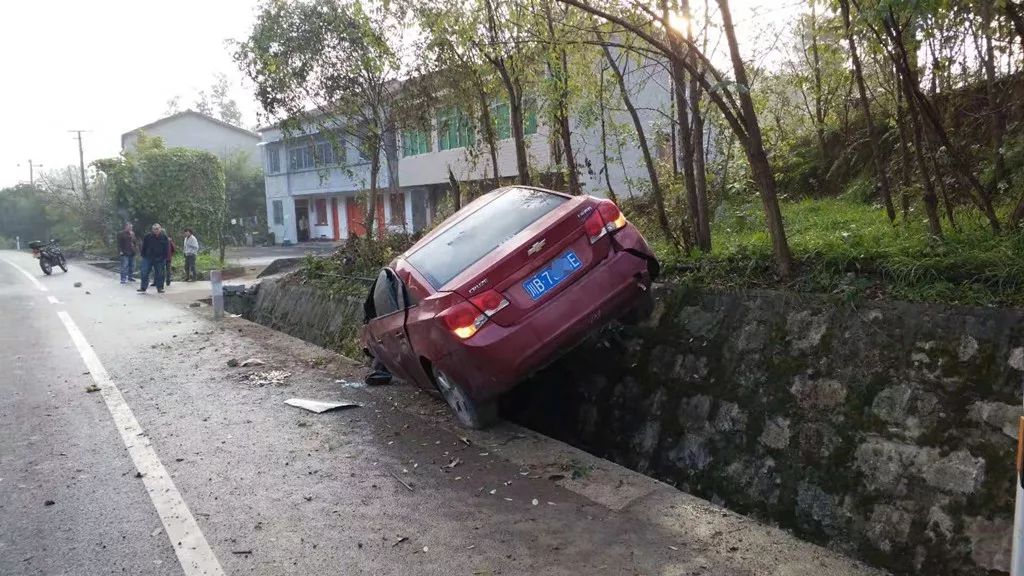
[29,239,68,275]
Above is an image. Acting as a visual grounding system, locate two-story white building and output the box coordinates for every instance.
[122,110,262,170]
[260,57,680,244]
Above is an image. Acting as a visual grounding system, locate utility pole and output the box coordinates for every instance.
[17,159,43,186]
[69,130,90,200]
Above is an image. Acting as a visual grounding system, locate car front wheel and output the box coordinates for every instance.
[432,366,497,430]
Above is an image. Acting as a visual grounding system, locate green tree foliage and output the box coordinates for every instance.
[0,185,53,246]
[234,0,405,241]
[94,135,226,256]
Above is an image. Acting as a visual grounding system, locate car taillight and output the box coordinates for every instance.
[586,199,627,244]
[441,289,509,339]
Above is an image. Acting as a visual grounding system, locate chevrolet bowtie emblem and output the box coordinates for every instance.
[527,239,546,256]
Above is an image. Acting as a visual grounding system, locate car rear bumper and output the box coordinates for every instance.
[436,239,654,402]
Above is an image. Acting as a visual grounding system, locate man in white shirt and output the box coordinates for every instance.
[183,228,200,282]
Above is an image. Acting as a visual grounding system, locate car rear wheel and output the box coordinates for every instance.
[432,367,497,430]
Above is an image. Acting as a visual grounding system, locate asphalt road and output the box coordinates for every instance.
[0,250,884,576]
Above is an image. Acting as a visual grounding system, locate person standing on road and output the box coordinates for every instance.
[116,222,137,285]
[183,228,199,281]
[138,223,169,293]
[165,232,177,287]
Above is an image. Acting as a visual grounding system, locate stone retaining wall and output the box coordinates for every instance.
[507,286,1024,575]
[242,278,364,354]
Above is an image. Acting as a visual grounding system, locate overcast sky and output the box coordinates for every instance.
[0,0,262,188]
[0,0,798,189]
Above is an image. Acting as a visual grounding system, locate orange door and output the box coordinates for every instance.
[346,196,366,238]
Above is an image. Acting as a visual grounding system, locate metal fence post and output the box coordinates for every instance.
[210,270,224,320]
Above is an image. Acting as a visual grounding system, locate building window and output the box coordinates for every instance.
[267,145,281,173]
[437,108,475,151]
[314,198,328,226]
[288,144,315,170]
[314,138,336,166]
[389,192,406,225]
[272,200,284,225]
[402,130,431,157]
[491,102,511,140]
[523,99,538,136]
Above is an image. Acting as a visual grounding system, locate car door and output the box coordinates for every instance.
[366,268,421,386]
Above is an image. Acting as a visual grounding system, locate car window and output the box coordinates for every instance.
[371,268,401,317]
[406,187,567,289]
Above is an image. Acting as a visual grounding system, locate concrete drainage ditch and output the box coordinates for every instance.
[225,275,1023,576]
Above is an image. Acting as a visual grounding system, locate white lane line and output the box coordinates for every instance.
[0,257,48,292]
[57,311,225,576]
[47,295,60,304]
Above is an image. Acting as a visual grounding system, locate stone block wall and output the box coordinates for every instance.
[508,287,1024,575]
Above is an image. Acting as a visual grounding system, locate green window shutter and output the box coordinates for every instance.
[493,103,511,140]
[524,109,538,135]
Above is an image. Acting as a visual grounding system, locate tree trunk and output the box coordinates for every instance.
[598,61,619,204]
[895,88,912,221]
[683,0,711,250]
[903,86,943,238]
[505,80,531,186]
[885,15,1001,232]
[366,145,380,242]
[603,45,677,248]
[672,60,701,251]
[1006,1,1024,53]
[980,0,1007,198]
[839,0,896,223]
[544,4,581,195]
[717,0,792,276]
[448,166,462,212]
[477,91,502,192]
[808,0,827,156]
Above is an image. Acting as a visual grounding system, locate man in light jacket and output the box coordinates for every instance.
[183,228,200,282]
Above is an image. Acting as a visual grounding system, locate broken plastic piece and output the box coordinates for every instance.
[284,398,360,413]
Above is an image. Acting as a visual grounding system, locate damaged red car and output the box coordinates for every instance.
[361,186,659,428]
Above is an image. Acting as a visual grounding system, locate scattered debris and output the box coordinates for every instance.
[391,471,414,492]
[392,536,408,547]
[231,550,253,555]
[226,358,239,367]
[460,437,472,446]
[188,302,201,308]
[84,385,100,393]
[422,546,429,553]
[151,528,162,537]
[488,489,497,495]
[365,370,392,386]
[247,370,291,386]
[532,499,539,506]
[336,379,365,389]
[135,472,144,478]
[73,282,82,288]
[443,458,461,470]
[44,500,55,506]
[239,358,265,367]
[284,398,359,414]
[547,474,566,482]
[85,291,91,295]
[303,495,314,502]
[668,545,678,551]
[228,313,242,318]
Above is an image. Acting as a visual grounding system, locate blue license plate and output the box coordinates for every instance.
[522,251,582,300]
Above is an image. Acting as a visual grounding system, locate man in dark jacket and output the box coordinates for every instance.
[138,223,170,293]
[116,222,138,285]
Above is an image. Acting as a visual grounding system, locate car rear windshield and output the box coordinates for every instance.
[407,187,567,289]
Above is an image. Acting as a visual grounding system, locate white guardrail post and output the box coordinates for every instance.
[210,270,224,320]
[1012,416,1024,576]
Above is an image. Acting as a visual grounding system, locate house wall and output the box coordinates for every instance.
[123,113,262,169]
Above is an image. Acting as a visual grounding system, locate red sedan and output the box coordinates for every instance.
[361,186,659,428]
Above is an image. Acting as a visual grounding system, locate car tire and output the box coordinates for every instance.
[432,366,497,430]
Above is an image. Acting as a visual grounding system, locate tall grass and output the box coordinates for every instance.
[659,198,1024,307]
